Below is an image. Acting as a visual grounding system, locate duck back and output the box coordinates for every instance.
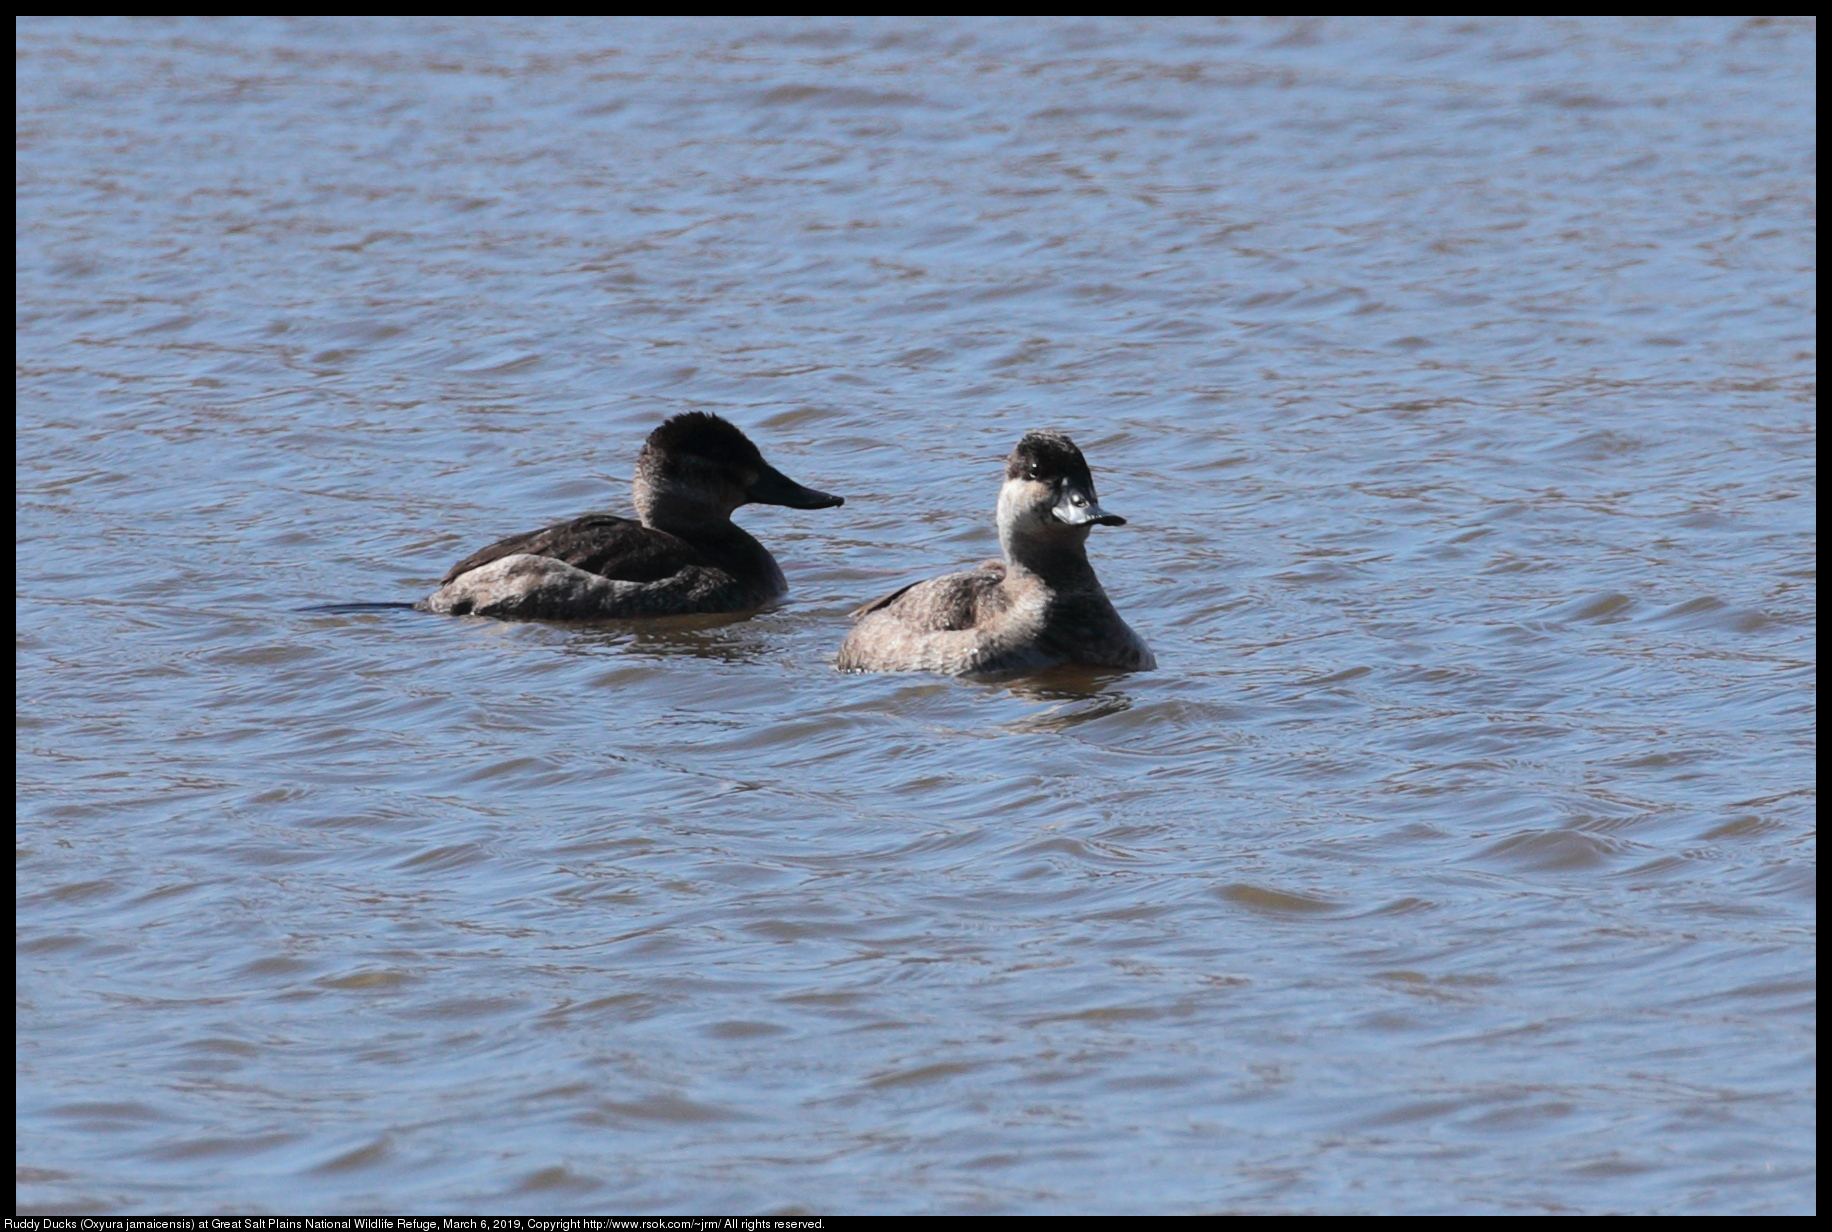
[439,514,701,586]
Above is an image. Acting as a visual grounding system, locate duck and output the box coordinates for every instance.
[836,430,1155,676]
[419,412,843,620]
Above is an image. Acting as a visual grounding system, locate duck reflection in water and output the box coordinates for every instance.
[838,431,1155,677]
[1001,667,1138,733]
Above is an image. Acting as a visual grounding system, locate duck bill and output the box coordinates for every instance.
[749,464,844,509]
[1052,484,1125,527]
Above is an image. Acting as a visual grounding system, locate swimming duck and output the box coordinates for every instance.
[419,412,843,620]
[836,431,1155,676]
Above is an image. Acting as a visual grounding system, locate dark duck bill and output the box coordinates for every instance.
[749,464,844,510]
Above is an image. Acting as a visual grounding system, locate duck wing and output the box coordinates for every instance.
[848,561,1006,627]
[441,514,702,586]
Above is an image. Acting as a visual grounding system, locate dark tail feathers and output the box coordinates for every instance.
[299,601,420,614]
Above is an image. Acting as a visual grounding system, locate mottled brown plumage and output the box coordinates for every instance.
[838,432,1154,676]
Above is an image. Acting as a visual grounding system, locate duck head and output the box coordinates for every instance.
[996,430,1126,559]
[633,411,843,529]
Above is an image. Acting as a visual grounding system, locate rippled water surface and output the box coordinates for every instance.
[16,16,1816,1214]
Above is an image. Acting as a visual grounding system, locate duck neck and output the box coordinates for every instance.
[1000,526,1101,594]
[640,491,784,595]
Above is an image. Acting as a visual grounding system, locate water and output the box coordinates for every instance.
[15,16,1815,1214]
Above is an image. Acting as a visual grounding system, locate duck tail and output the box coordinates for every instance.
[298,601,421,613]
